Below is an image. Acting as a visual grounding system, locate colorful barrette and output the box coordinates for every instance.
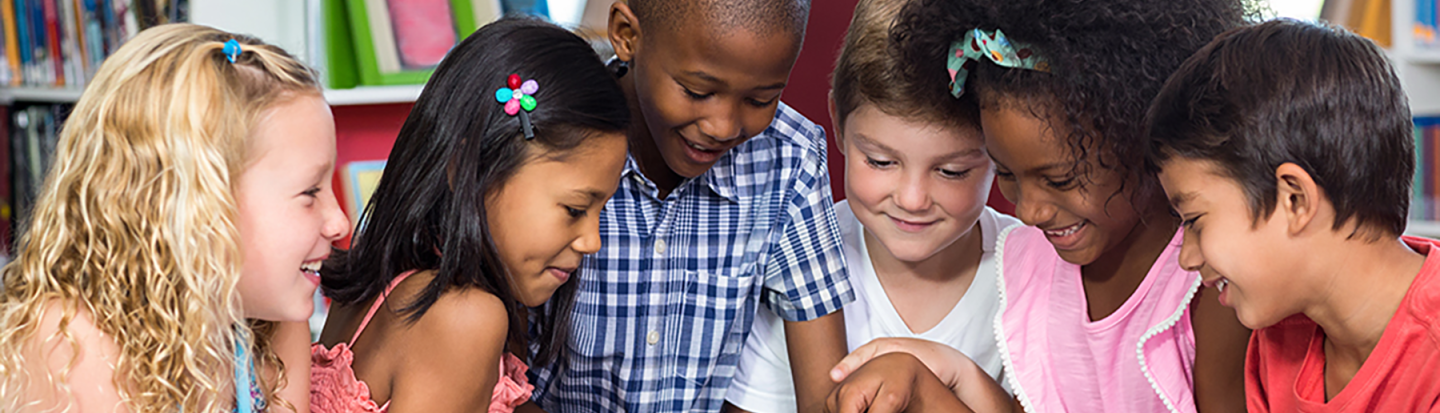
[946,28,1049,98]
[494,74,539,139]
[223,39,242,63]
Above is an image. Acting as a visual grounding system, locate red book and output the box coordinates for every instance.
[42,0,63,86]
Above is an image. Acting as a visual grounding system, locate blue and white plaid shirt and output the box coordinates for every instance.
[529,103,853,412]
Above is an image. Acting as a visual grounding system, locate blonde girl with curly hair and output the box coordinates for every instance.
[0,23,349,412]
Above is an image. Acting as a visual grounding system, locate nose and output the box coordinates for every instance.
[893,172,932,213]
[322,189,351,241]
[1011,184,1057,227]
[1177,229,1204,272]
[697,101,745,143]
[573,216,603,255]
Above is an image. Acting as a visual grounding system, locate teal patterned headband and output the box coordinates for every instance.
[947,28,1050,97]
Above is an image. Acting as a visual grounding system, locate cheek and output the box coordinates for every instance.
[843,162,889,208]
[933,178,989,217]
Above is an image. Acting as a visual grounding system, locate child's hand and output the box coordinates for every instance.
[830,338,1014,413]
[824,352,973,413]
[829,337,971,392]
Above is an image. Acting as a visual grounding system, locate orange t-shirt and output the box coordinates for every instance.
[1246,236,1440,412]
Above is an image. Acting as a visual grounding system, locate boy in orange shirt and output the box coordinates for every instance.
[1148,19,1440,411]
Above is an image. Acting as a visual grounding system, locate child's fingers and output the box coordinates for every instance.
[829,340,884,382]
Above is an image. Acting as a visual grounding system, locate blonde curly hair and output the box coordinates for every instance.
[0,23,321,412]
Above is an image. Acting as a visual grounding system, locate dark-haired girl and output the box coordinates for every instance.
[825,0,1257,412]
[309,17,629,413]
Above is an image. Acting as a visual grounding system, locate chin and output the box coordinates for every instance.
[1054,246,1102,266]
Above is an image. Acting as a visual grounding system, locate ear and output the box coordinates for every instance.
[1274,162,1321,235]
[609,2,641,63]
[827,90,846,150]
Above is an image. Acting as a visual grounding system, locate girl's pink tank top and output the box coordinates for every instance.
[995,226,1201,413]
[310,270,534,413]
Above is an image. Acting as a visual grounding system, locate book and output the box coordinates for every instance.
[341,159,385,228]
[385,0,456,70]
[361,0,401,73]
[2,0,18,85]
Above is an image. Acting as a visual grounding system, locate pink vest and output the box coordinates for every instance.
[995,226,1200,413]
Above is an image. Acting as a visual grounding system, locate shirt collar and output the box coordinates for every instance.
[621,150,740,203]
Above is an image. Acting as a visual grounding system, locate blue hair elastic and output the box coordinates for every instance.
[223,39,241,63]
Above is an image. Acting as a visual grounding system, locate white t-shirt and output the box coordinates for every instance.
[725,200,1021,412]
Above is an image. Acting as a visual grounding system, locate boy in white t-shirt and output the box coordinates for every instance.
[722,0,1019,411]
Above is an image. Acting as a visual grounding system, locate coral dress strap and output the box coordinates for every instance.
[350,270,419,344]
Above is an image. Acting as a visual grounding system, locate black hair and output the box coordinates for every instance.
[320,18,630,365]
[893,0,1253,198]
[1146,19,1412,238]
[628,0,811,42]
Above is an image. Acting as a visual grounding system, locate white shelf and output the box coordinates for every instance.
[1408,50,1440,65]
[1407,219,1440,238]
[0,87,85,104]
[323,85,423,106]
[2,85,422,106]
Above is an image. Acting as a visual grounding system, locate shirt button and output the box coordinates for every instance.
[646,330,660,345]
[655,239,667,255]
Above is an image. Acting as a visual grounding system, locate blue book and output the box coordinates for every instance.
[500,0,548,18]
[13,0,29,85]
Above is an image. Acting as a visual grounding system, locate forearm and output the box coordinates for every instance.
[785,310,848,413]
[946,355,1013,413]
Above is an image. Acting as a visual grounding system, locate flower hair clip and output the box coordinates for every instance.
[494,74,539,140]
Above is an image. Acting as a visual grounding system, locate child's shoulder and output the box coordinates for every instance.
[392,271,508,345]
[23,299,125,407]
[734,102,825,159]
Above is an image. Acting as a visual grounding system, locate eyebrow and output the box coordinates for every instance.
[852,133,986,161]
[988,154,1068,174]
[683,71,787,91]
[575,188,609,202]
[1169,191,1196,209]
[310,161,334,184]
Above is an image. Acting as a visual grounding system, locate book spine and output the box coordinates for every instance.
[2,0,21,85]
[29,0,48,85]
[42,0,62,86]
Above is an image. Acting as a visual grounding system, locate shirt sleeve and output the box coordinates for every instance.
[760,121,854,322]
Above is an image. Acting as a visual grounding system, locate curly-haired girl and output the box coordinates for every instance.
[825,0,1258,412]
[0,23,348,412]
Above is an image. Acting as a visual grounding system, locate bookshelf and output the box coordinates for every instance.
[1392,0,1440,237]
[0,86,83,104]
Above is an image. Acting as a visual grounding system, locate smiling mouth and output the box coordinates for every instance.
[1043,222,1084,237]
[301,260,323,275]
[685,139,720,153]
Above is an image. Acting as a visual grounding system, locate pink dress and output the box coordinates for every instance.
[995,226,1201,413]
[310,271,534,413]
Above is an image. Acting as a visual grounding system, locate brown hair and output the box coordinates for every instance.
[831,0,978,129]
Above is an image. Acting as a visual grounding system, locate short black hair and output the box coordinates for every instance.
[321,18,629,366]
[1147,19,1413,238]
[628,0,810,41]
[893,0,1252,194]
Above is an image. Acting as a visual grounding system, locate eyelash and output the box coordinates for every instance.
[566,206,587,218]
[682,86,775,107]
[939,168,972,179]
[682,87,712,100]
[302,187,322,198]
[1046,177,1077,190]
[865,157,894,168]
[1170,210,1201,228]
